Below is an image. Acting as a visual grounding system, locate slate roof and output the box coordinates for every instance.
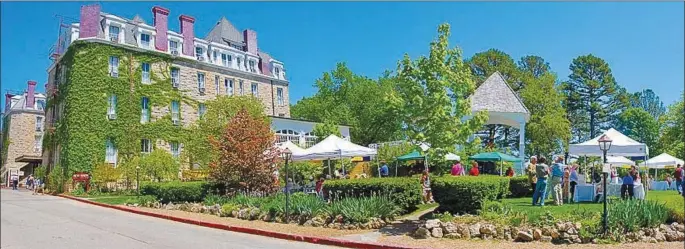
[470,71,529,114]
[205,17,245,45]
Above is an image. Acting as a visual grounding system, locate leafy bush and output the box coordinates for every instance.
[141,181,209,203]
[290,193,327,220]
[203,194,231,206]
[47,166,67,193]
[508,176,532,197]
[91,162,121,191]
[326,196,400,223]
[323,177,422,214]
[221,203,240,216]
[607,199,669,236]
[431,176,510,214]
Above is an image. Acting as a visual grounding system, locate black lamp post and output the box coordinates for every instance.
[281,148,292,223]
[598,134,613,234]
[136,165,140,196]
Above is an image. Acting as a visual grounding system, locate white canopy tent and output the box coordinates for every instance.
[640,153,684,169]
[292,135,377,176]
[569,128,648,157]
[606,156,635,166]
[278,141,306,155]
[418,143,461,161]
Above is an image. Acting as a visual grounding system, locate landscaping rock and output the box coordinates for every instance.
[414,227,430,239]
[444,233,461,239]
[573,222,582,230]
[550,230,560,239]
[560,232,569,239]
[665,231,678,242]
[432,228,444,238]
[480,224,495,235]
[469,223,482,237]
[425,219,441,230]
[677,231,685,241]
[504,232,512,241]
[541,236,552,242]
[441,222,458,234]
[654,231,666,242]
[541,226,553,236]
[555,222,567,231]
[566,227,577,235]
[673,223,685,233]
[649,238,658,243]
[660,224,673,233]
[533,229,542,241]
[516,231,534,242]
[456,224,471,239]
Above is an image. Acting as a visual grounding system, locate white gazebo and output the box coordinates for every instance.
[469,72,530,172]
[292,135,377,175]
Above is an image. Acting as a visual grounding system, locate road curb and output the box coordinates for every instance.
[57,194,421,249]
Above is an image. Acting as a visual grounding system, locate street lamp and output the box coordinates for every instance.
[597,134,613,234]
[136,165,140,196]
[281,148,292,223]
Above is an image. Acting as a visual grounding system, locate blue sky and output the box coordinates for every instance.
[2,2,683,109]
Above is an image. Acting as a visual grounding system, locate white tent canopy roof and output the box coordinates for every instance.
[292,135,377,161]
[640,153,684,169]
[278,141,306,155]
[606,156,635,166]
[569,128,648,157]
[445,153,461,161]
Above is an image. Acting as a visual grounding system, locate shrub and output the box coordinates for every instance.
[325,196,400,223]
[607,199,669,236]
[126,195,159,206]
[431,176,510,214]
[221,203,240,216]
[508,176,532,197]
[141,181,209,203]
[323,177,422,214]
[203,194,231,206]
[47,166,67,193]
[290,193,327,220]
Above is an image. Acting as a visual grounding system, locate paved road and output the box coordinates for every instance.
[1,189,339,249]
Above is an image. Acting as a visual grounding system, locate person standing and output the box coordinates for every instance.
[506,167,514,177]
[380,161,390,178]
[526,156,538,192]
[315,177,325,200]
[569,165,579,202]
[420,170,433,204]
[675,164,683,195]
[532,156,550,206]
[469,161,480,176]
[621,171,635,199]
[549,157,565,206]
[10,174,19,190]
[451,160,465,176]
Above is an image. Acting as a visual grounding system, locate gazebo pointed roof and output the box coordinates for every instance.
[470,72,530,127]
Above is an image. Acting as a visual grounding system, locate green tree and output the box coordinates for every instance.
[184,96,266,168]
[616,107,660,156]
[519,72,571,157]
[658,94,684,159]
[388,23,487,164]
[561,54,620,142]
[139,149,179,182]
[630,89,666,119]
[312,119,342,142]
[517,55,550,79]
[91,162,121,191]
[376,142,416,164]
[291,64,402,146]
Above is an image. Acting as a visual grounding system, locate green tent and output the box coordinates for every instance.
[468,152,521,176]
[396,150,425,161]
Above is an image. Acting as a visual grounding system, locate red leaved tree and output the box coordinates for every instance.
[208,108,280,194]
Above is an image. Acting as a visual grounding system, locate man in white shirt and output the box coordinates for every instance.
[10,174,19,190]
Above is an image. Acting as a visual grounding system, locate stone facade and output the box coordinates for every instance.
[3,112,44,176]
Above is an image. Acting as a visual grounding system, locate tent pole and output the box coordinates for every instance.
[395,161,398,177]
[328,159,331,177]
[340,150,344,176]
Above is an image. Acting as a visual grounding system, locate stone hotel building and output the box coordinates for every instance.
[42,4,349,172]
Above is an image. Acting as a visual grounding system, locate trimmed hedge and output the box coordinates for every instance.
[508,176,533,197]
[431,176,510,214]
[141,181,224,203]
[323,177,422,214]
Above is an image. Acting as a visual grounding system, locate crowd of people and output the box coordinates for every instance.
[7,174,44,195]
[527,156,584,206]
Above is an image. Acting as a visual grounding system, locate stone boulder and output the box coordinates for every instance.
[469,223,482,238]
[414,227,430,239]
[425,219,441,230]
[441,222,458,235]
[533,229,542,240]
[456,224,471,239]
[516,231,534,242]
[480,224,496,235]
[432,228,444,238]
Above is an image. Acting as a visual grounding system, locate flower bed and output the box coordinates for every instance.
[323,177,422,214]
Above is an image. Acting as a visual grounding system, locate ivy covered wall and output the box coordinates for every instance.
[48,41,197,174]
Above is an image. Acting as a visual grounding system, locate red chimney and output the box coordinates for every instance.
[26,81,37,109]
[152,6,170,51]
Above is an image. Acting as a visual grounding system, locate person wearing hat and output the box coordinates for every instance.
[526,156,538,191]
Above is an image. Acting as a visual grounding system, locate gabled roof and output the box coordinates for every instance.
[470,71,529,114]
[205,17,244,45]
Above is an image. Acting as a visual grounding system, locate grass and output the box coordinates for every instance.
[399,203,439,220]
[88,195,137,205]
[500,190,683,223]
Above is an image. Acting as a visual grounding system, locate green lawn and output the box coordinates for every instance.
[87,195,137,205]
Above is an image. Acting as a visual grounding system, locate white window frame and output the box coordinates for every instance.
[275,67,281,79]
[169,40,180,55]
[106,138,118,165]
[195,46,205,60]
[109,56,119,78]
[141,139,152,154]
[108,94,117,118]
[215,75,220,94]
[277,87,284,106]
[170,142,180,159]
[198,103,206,119]
[171,100,180,124]
[108,25,121,43]
[197,72,206,92]
[36,99,46,111]
[140,33,151,48]
[34,135,42,153]
[35,116,44,132]
[221,53,228,67]
[141,62,151,84]
[171,68,180,87]
[251,83,258,96]
[249,60,256,73]
[225,78,234,96]
[141,97,150,124]
[237,57,242,70]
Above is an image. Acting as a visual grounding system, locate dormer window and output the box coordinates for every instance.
[140,33,151,48]
[195,47,205,61]
[169,40,179,55]
[275,67,280,78]
[237,57,242,70]
[248,60,256,73]
[108,26,120,42]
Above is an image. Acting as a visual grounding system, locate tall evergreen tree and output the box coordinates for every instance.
[630,89,666,119]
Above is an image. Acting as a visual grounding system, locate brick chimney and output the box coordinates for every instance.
[79,4,101,38]
[243,29,258,54]
[26,81,37,109]
[152,6,169,51]
[179,15,195,56]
